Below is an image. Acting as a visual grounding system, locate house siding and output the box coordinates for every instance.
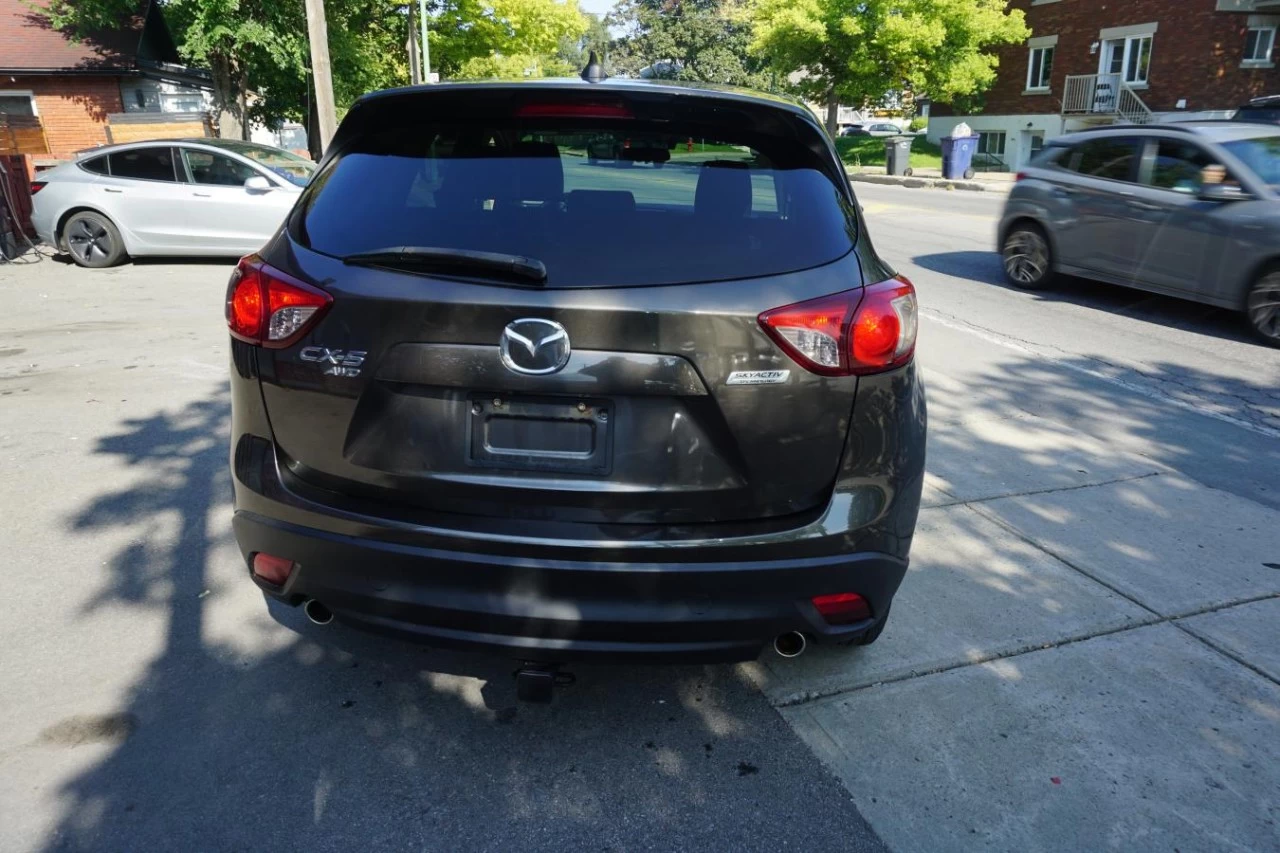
[7,75,124,158]
[984,0,1278,117]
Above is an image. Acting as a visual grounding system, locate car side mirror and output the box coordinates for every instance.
[244,175,273,192]
[1198,182,1249,203]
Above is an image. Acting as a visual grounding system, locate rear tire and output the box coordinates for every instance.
[1245,269,1280,347]
[64,211,126,268]
[1002,222,1055,290]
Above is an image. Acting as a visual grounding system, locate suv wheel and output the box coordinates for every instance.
[64,211,126,268]
[1246,269,1280,347]
[1002,223,1054,290]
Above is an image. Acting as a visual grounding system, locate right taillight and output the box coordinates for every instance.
[759,277,917,376]
[30,181,47,195]
[226,255,332,348]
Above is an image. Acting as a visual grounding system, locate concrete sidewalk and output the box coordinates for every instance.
[745,355,1280,851]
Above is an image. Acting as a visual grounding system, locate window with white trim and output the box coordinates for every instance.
[1027,46,1054,91]
[977,131,1006,157]
[0,91,37,117]
[1101,35,1153,85]
[1245,26,1275,63]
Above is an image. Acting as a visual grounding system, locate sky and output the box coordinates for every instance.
[579,0,613,16]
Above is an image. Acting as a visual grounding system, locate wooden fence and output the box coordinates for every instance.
[105,111,213,145]
[0,114,51,157]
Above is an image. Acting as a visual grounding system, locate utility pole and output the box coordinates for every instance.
[419,0,432,82]
[304,0,338,152]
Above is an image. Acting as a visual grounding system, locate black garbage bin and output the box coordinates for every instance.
[941,136,978,180]
[884,136,914,177]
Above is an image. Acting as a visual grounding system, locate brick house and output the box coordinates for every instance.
[928,0,1280,171]
[0,0,211,159]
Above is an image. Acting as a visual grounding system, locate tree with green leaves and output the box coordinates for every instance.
[430,0,587,79]
[608,0,769,88]
[750,0,1029,134]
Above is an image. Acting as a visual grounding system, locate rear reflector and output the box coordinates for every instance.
[759,277,917,376]
[30,181,47,195]
[1015,171,1027,182]
[516,102,632,119]
[812,593,871,625]
[252,553,295,586]
[226,255,332,348]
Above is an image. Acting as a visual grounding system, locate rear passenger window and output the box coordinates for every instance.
[108,148,178,182]
[1066,138,1140,182]
[297,120,854,288]
[1148,140,1216,193]
[79,155,108,175]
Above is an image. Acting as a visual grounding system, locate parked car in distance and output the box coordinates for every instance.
[999,122,1280,346]
[228,76,927,695]
[1233,95,1280,125]
[31,139,315,268]
[837,123,864,137]
[855,123,905,137]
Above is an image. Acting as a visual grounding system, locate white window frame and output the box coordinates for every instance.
[1244,26,1276,65]
[1098,26,1156,88]
[1026,44,1055,92]
[976,131,1007,157]
[0,90,39,117]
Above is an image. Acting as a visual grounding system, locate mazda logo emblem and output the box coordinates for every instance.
[500,318,571,375]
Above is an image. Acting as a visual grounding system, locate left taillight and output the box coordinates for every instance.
[30,181,47,195]
[758,276,918,376]
[226,255,332,348]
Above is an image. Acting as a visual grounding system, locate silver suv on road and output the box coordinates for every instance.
[998,122,1280,346]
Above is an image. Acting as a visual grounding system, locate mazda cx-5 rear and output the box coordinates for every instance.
[228,77,927,666]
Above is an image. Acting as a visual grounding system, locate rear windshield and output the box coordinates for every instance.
[294,119,856,287]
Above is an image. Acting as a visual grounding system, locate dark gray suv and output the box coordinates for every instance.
[227,76,926,686]
[999,122,1280,345]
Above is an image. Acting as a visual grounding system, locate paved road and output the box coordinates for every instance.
[853,182,1280,510]
[2,183,1277,852]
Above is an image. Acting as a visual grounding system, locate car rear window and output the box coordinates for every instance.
[1064,137,1141,182]
[294,117,856,288]
[108,148,179,182]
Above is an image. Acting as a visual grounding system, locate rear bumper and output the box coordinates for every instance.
[230,346,925,663]
[235,509,908,663]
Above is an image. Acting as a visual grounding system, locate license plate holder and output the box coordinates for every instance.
[467,395,613,475]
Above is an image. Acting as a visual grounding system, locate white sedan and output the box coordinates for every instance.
[30,139,315,268]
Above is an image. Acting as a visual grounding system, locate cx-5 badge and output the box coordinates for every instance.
[300,347,367,377]
[500,319,571,375]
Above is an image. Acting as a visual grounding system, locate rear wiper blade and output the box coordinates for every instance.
[341,246,547,283]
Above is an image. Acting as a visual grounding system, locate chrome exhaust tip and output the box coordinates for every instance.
[303,599,333,626]
[773,631,807,658]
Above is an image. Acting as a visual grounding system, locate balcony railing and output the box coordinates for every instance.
[1062,74,1155,125]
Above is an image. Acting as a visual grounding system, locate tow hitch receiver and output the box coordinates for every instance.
[514,663,575,703]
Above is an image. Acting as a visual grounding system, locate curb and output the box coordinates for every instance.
[847,172,1010,194]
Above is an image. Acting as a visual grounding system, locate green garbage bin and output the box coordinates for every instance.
[884,135,914,177]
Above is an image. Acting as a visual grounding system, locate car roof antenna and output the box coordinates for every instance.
[581,51,608,83]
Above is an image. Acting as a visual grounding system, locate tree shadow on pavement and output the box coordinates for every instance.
[38,389,882,852]
[912,250,1261,346]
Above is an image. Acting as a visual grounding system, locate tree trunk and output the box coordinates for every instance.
[238,68,250,141]
[825,85,838,137]
[210,55,237,139]
[306,84,322,161]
